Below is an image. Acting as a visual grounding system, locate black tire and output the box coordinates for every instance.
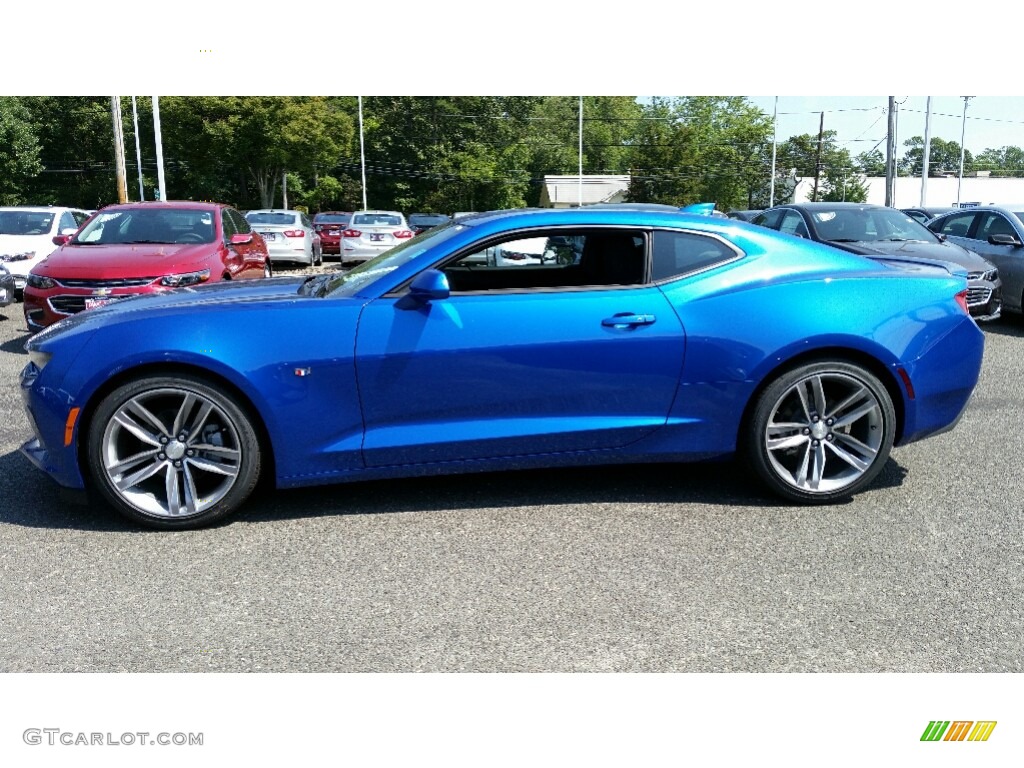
[744,360,895,504]
[314,243,323,266]
[86,374,262,529]
[264,260,273,278]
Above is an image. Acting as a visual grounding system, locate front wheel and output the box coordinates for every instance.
[744,361,895,504]
[86,374,262,529]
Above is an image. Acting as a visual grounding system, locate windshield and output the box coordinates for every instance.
[410,214,450,227]
[352,213,403,227]
[314,214,350,224]
[246,212,300,226]
[319,223,463,297]
[0,211,55,236]
[73,208,216,245]
[810,208,937,243]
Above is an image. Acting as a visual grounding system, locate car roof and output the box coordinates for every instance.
[98,201,223,211]
[245,208,302,214]
[0,205,84,212]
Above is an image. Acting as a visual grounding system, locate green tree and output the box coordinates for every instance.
[899,136,970,177]
[626,96,773,210]
[0,97,43,205]
[159,97,356,209]
[855,149,886,176]
[18,96,120,208]
[974,146,1024,177]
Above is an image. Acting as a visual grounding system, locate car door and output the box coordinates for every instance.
[354,229,686,467]
[969,211,1024,311]
[224,208,266,278]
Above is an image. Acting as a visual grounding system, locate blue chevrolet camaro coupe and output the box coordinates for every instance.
[19,207,984,529]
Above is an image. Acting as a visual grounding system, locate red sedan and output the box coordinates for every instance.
[311,211,352,256]
[23,201,271,331]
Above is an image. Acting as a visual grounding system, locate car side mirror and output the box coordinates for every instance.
[989,233,1021,246]
[230,233,253,245]
[397,269,450,309]
[52,234,72,246]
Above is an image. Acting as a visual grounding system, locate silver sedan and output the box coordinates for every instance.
[244,209,322,267]
[340,210,413,264]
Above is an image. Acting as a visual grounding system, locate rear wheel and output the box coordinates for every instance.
[745,361,895,503]
[86,374,262,529]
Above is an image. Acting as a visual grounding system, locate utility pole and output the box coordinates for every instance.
[282,171,288,209]
[131,96,144,200]
[921,96,932,206]
[957,96,974,207]
[769,96,778,207]
[812,112,824,202]
[153,96,167,202]
[885,97,896,206]
[110,96,128,203]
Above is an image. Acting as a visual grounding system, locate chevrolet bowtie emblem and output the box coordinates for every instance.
[92,288,113,296]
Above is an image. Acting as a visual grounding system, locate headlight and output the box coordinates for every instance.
[160,268,211,287]
[28,349,52,370]
[27,273,56,289]
[0,251,35,262]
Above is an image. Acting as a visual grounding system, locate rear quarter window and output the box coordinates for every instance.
[651,230,739,282]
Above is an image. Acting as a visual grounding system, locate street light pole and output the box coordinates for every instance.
[957,96,973,207]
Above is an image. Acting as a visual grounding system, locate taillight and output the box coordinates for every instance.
[342,229,361,238]
[284,229,305,238]
[393,230,414,239]
[954,289,970,315]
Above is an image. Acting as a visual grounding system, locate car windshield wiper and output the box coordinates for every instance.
[122,239,171,244]
[826,238,862,242]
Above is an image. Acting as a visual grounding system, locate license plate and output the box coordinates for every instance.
[261,232,276,241]
[370,233,385,242]
[85,297,115,310]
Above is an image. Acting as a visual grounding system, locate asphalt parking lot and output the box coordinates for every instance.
[1,285,1022,673]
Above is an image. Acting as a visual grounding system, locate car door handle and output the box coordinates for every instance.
[601,313,656,328]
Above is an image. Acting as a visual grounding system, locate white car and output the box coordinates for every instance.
[491,236,552,266]
[341,210,413,264]
[0,206,91,294]
[243,209,321,267]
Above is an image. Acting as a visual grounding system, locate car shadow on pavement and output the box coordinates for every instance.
[236,458,909,526]
[982,313,1024,338]
[0,450,909,531]
[0,327,31,354]
[0,451,129,531]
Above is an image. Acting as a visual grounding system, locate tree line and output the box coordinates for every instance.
[3,96,1022,213]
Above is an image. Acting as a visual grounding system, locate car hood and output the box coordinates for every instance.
[33,243,222,277]
[833,239,993,272]
[0,234,56,259]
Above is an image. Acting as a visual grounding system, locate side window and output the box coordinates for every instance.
[58,211,78,232]
[228,209,251,235]
[72,210,90,226]
[779,211,808,238]
[442,230,645,293]
[934,212,977,239]
[752,209,784,230]
[977,212,1016,241]
[221,208,238,242]
[651,230,738,282]
[301,214,313,229]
